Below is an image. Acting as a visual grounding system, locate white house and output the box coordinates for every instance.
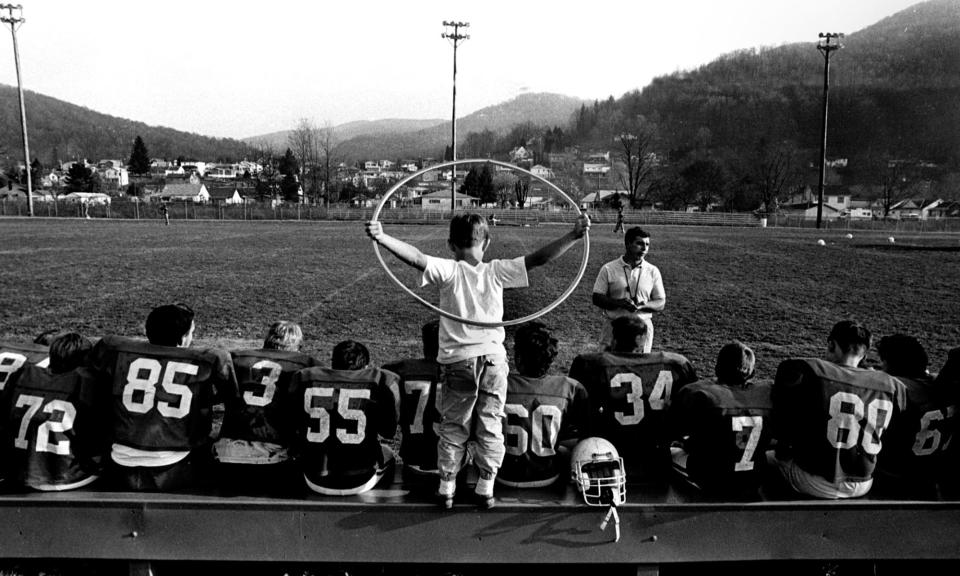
[579,190,623,209]
[889,198,943,220]
[100,166,129,189]
[154,182,210,203]
[61,192,112,206]
[530,165,555,180]
[417,190,479,211]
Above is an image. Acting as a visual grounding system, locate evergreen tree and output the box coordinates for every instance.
[278,148,299,177]
[478,166,497,205]
[64,162,94,192]
[128,136,151,175]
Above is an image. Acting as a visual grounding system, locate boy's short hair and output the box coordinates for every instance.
[145,302,195,346]
[877,334,928,377]
[449,213,490,249]
[715,341,756,386]
[263,321,303,351]
[48,332,93,374]
[624,227,650,246]
[828,320,872,355]
[611,316,647,352]
[421,320,440,359]
[514,322,559,378]
[33,328,62,346]
[332,340,369,370]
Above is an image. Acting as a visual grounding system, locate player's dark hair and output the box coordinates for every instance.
[877,333,928,377]
[48,332,92,374]
[33,328,61,346]
[624,227,650,246]
[715,341,756,386]
[263,321,303,351]
[828,320,872,355]
[146,302,195,346]
[332,340,369,370]
[514,322,559,378]
[448,213,490,249]
[421,320,440,359]
[611,316,647,353]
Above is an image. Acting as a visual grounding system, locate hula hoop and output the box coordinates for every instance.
[371,158,590,328]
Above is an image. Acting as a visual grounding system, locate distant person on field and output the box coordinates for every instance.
[768,320,906,499]
[0,332,108,491]
[613,204,624,234]
[160,202,169,226]
[88,302,240,492]
[287,340,400,496]
[498,322,588,489]
[592,226,664,353]
[873,334,956,498]
[382,320,443,479]
[215,321,318,496]
[365,211,590,509]
[568,315,697,482]
[669,341,773,497]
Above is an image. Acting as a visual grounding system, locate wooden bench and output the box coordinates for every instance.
[3,469,960,575]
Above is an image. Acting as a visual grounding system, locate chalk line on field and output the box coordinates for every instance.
[296,227,445,323]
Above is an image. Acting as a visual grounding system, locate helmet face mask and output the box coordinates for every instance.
[570,437,626,506]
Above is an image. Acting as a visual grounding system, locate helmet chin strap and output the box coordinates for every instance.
[599,503,620,543]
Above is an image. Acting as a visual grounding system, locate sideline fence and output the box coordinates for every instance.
[3,198,960,232]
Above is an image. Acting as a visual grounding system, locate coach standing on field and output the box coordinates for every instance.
[591,227,664,353]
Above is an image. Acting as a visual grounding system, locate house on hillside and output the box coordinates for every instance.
[416,190,479,211]
[888,198,942,220]
[579,190,623,210]
[927,200,960,219]
[530,165,555,180]
[206,183,245,205]
[154,181,210,203]
[510,146,534,164]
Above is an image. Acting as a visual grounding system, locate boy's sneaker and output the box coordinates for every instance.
[475,474,496,510]
[438,477,456,510]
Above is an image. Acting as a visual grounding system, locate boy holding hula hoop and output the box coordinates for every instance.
[366,212,589,508]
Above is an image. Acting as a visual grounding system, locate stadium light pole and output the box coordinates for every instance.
[1,3,31,217]
[815,32,843,229]
[442,20,469,212]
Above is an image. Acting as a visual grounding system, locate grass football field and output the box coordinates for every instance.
[1,218,958,379]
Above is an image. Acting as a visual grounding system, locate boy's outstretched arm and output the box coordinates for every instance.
[523,214,590,271]
[365,221,428,271]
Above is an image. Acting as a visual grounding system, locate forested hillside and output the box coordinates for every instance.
[0,85,256,166]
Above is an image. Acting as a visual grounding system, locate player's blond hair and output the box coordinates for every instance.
[263,321,303,351]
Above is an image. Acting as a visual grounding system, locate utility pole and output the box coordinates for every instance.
[442,20,469,212]
[1,4,31,216]
[815,32,843,229]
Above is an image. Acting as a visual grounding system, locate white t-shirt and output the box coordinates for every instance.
[422,255,529,364]
[592,257,664,321]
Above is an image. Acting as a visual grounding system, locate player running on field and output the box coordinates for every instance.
[366,211,589,509]
[498,322,588,489]
[287,340,400,496]
[215,321,318,496]
[769,320,907,499]
[569,315,697,482]
[669,341,773,498]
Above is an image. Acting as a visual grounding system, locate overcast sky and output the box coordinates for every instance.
[0,0,924,140]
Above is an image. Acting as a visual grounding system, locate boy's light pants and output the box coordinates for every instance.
[437,354,508,481]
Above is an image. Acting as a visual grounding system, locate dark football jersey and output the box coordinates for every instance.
[381,358,440,473]
[88,335,239,452]
[0,365,108,490]
[773,358,907,483]
[568,351,697,475]
[671,378,773,492]
[287,366,400,490]
[877,374,956,482]
[221,349,318,444]
[0,340,50,391]
[498,373,588,487]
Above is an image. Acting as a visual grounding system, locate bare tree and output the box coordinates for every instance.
[318,122,338,208]
[751,138,799,214]
[614,116,657,207]
[288,118,322,204]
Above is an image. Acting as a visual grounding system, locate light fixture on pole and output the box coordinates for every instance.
[442,20,469,211]
[1,3,32,217]
[815,32,843,230]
